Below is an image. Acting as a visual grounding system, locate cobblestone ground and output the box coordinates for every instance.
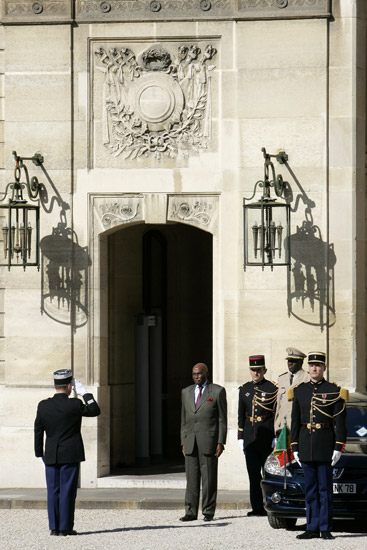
[0,509,365,550]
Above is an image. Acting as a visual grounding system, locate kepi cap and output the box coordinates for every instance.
[53,369,72,386]
[249,355,265,368]
[307,352,326,364]
[286,347,306,361]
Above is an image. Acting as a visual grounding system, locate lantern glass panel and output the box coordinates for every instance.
[244,200,290,268]
[0,204,40,268]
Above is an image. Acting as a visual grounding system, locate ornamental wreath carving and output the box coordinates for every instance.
[95,42,217,160]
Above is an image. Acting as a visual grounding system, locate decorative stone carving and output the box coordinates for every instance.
[92,195,144,231]
[94,43,217,160]
[167,194,219,233]
[3,0,71,21]
[239,0,325,9]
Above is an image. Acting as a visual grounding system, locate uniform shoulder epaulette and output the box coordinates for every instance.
[238,384,244,389]
[287,387,294,401]
[271,380,278,386]
[339,387,349,401]
[278,372,288,378]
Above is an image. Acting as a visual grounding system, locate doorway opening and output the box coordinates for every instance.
[108,223,213,473]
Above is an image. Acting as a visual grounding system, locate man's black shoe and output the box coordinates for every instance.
[203,515,213,522]
[296,531,320,539]
[50,530,59,536]
[179,515,197,522]
[321,532,335,540]
[247,509,267,517]
[59,530,78,536]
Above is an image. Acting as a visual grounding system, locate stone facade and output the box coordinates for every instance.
[0,0,366,490]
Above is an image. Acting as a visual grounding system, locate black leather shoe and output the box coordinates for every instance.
[203,515,213,522]
[321,532,335,540]
[50,530,59,536]
[179,515,197,522]
[247,509,267,517]
[296,531,320,539]
[59,530,77,536]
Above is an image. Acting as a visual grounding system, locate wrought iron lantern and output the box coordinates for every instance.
[243,148,290,270]
[0,151,43,269]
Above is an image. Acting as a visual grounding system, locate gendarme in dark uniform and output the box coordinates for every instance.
[290,352,348,540]
[34,369,100,536]
[238,355,278,516]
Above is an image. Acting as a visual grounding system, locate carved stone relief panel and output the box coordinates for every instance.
[167,194,219,234]
[91,40,219,167]
[91,194,144,234]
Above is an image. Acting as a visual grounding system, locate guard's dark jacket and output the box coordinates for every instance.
[34,392,100,465]
[238,378,278,451]
[290,379,347,462]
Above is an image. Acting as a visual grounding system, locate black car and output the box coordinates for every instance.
[261,394,367,529]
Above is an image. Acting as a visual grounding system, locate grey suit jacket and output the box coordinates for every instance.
[181,382,227,455]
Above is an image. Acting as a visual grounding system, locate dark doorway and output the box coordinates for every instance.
[108,223,213,472]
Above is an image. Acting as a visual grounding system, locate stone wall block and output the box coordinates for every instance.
[240,118,325,169]
[237,19,327,70]
[5,122,72,170]
[4,26,71,72]
[329,117,353,168]
[5,74,71,122]
[238,68,326,119]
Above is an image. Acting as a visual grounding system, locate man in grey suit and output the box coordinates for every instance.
[180,363,227,522]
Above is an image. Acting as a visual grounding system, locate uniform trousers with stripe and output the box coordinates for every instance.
[302,461,333,532]
[45,463,80,531]
[244,442,270,512]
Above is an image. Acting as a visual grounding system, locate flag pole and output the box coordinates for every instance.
[283,415,287,489]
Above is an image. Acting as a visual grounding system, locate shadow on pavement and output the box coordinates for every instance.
[78,522,230,535]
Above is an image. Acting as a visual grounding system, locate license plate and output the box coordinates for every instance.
[333,483,356,494]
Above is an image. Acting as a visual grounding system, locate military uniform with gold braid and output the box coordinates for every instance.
[290,366,347,462]
[289,352,348,539]
[238,355,278,515]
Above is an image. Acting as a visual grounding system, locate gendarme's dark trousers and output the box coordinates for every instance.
[302,461,333,532]
[184,440,218,518]
[45,463,80,531]
[245,442,271,513]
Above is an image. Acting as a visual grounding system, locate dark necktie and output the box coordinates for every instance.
[290,374,294,385]
[195,386,203,408]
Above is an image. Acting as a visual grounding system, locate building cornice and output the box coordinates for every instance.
[1,0,331,25]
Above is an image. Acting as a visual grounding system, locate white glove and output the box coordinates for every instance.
[293,451,302,467]
[38,457,44,465]
[237,439,244,453]
[72,378,87,397]
[331,450,342,466]
[272,438,277,449]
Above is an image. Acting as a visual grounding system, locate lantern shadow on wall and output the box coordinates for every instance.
[40,223,90,331]
[37,164,90,332]
[283,162,336,332]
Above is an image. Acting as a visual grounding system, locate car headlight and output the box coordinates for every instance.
[264,453,292,477]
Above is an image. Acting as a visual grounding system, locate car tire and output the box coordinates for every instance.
[267,515,297,530]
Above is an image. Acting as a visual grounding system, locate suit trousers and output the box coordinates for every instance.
[245,442,270,512]
[302,461,333,532]
[184,439,218,518]
[45,463,80,531]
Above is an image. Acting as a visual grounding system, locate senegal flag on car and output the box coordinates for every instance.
[274,421,293,467]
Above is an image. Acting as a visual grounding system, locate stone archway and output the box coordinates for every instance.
[88,193,219,477]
